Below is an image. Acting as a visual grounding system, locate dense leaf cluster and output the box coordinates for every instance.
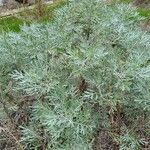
[0,0,150,149]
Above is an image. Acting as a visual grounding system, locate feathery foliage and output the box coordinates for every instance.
[0,0,150,149]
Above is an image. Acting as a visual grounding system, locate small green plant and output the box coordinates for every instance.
[0,16,25,32]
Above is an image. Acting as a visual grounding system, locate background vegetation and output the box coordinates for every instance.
[0,0,67,32]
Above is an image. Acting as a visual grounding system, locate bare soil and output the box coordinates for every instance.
[0,0,51,14]
[133,0,150,8]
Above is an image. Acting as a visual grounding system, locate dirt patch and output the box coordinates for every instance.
[0,0,51,14]
[133,0,150,8]
[93,130,115,150]
[142,18,150,31]
[0,0,32,14]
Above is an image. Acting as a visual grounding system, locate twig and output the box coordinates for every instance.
[2,124,24,150]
